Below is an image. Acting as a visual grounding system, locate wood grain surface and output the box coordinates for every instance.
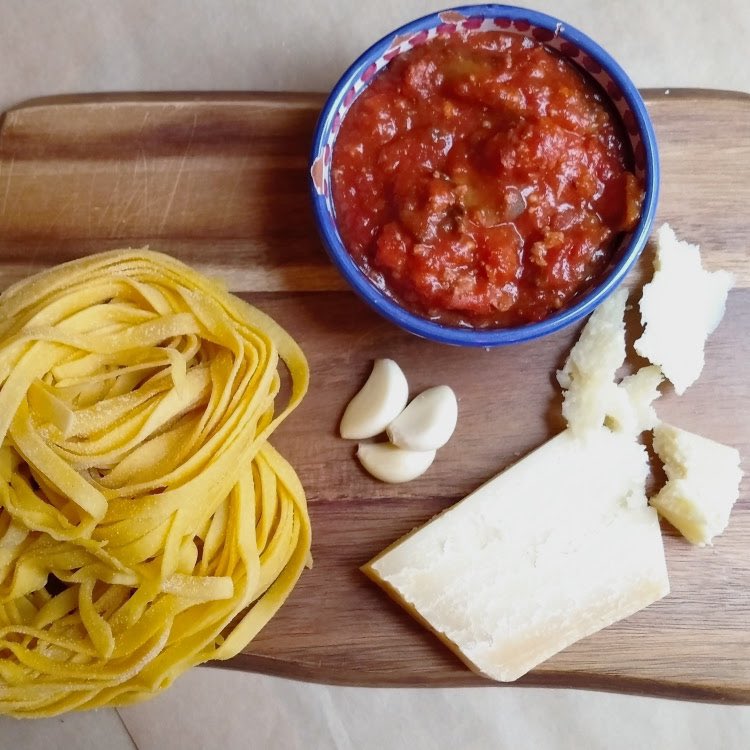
[0,90,748,703]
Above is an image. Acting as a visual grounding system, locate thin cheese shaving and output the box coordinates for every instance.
[0,250,310,717]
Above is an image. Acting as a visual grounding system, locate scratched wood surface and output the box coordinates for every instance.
[0,91,748,703]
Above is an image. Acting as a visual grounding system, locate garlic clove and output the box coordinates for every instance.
[387,385,458,451]
[357,442,436,484]
[340,359,409,440]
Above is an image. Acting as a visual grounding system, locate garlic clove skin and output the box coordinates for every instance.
[340,359,409,440]
[387,385,458,451]
[356,442,436,484]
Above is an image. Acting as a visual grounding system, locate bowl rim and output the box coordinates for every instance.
[309,3,660,347]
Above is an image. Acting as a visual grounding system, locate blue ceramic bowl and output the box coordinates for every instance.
[309,4,659,347]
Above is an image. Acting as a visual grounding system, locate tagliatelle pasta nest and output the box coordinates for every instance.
[0,250,311,717]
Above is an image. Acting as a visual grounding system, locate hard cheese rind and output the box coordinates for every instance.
[363,427,669,682]
[651,423,743,546]
[635,224,734,395]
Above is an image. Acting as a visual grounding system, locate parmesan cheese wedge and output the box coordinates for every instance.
[363,427,669,682]
[635,224,734,394]
[650,423,743,546]
[557,288,627,436]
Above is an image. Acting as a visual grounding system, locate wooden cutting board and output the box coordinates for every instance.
[0,90,748,703]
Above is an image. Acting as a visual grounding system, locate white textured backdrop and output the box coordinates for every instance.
[1,0,748,114]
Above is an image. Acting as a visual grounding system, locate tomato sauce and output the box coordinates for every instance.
[331,32,644,327]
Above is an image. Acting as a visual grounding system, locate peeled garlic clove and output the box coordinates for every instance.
[357,442,436,484]
[387,385,458,451]
[340,359,409,439]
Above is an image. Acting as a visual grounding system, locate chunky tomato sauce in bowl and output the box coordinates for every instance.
[310,5,659,346]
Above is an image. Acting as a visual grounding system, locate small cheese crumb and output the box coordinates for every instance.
[557,288,627,435]
[635,224,734,395]
[606,365,664,436]
[650,423,742,546]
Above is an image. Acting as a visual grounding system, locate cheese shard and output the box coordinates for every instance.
[558,288,627,436]
[634,224,734,395]
[363,427,669,682]
[651,423,743,546]
[606,365,664,436]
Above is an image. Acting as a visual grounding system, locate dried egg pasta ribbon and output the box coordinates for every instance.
[0,250,310,717]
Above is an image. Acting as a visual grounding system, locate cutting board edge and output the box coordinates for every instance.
[2,87,749,120]
[211,654,750,705]
[1,90,326,116]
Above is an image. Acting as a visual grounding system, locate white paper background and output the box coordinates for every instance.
[0,1,748,748]
[0,0,748,113]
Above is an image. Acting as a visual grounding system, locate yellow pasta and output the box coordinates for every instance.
[0,249,311,717]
